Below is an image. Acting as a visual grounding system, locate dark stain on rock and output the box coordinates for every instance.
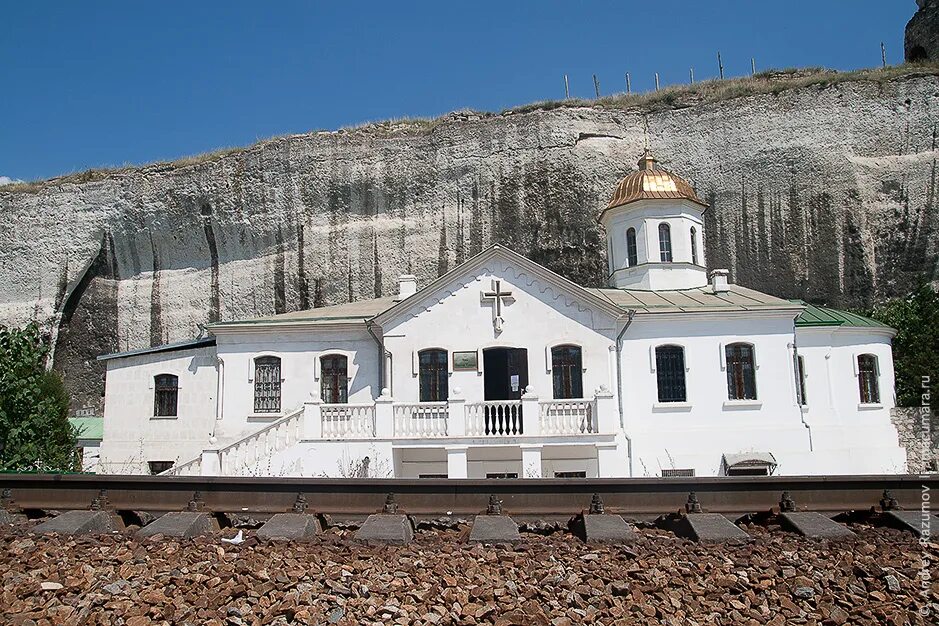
[297,220,310,310]
[53,231,119,413]
[202,205,221,323]
[373,229,382,298]
[437,211,449,277]
[149,231,164,347]
[469,181,483,256]
[274,224,286,314]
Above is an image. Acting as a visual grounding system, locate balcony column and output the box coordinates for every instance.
[596,442,627,478]
[521,386,540,436]
[521,444,543,478]
[448,387,466,437]
[200,449,221,476]
[594,385,617,434]
[446,445,468,478]
[302,397,323,440]
[374,388,394,439]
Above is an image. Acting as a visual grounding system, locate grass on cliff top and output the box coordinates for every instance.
[3,63,937,195]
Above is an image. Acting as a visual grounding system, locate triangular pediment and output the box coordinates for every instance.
[373,245,624,331]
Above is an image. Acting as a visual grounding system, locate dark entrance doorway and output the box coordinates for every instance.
[482,348,529,435]
[483,347,529,400]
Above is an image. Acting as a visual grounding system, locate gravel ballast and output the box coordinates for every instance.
[1,523,937,625]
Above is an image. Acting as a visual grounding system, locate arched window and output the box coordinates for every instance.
[626,228,638,267]
[552,345,583,399]
[655,346,686,403]
[857,354,880,404]
[419,349,448,402]
[658,223,672,262]
[153,374,178,417]
[690,226,698,265]
[321,354,348,404]
[725,343,757,400]
[254,356,282,413]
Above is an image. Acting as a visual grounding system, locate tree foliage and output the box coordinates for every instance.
[869,283,939,408]
[0,323,78,472]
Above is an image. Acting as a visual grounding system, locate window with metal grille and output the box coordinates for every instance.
[690,226,698,265]
[551,345,583,399]
[321,354,348,404]
[486,472,519,479]
[626,227,638,267]
[794,354,807,406]
[153,374,178,417]
[658,223,672,262]
[857,354,880,404]
[655,345,687,402]
[418,474,448,479]
[419,349,448,402]
[725,343,757,400]
[148,460,174,475]
[254,356,282,413]
[554,471,587,478]
[662,468,695,477]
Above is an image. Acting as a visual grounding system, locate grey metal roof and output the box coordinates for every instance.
[97,337,216,361]
[588,284,797,313]
[209,297,398,328]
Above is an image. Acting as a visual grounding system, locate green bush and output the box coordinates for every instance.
[869,283,939,408]
[0,323,78,472]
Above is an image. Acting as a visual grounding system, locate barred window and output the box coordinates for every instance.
[254,356,282,413]
[794,354,807,406]
[726,343,757,400]
[419,349,448,402]
[321,354,348,404]
[690,226,698,265]
[655,345,687,403]
[552,345,583,399]
[658,223,672,262]
[153,374,178,417]
[626,227,638,267]
[857,354,880,404]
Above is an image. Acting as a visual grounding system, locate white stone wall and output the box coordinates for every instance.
[98,345,218,474]
[381,260,619,405]
[213,329,381,442]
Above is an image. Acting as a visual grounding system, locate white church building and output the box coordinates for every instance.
[97,153,907,478]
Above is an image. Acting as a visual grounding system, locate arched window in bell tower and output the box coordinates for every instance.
[690,226,698,265]
[658,223,672,263]
[626,228,638,267]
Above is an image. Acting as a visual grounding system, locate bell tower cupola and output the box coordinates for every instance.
[599,151,709,291]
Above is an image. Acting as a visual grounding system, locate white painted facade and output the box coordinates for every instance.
[97,155,908,478]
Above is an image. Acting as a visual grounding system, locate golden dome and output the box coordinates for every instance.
[603,152,707,217]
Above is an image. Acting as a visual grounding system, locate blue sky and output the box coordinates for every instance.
[0,1,916,182]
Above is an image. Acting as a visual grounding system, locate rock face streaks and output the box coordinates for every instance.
[1,72,938,411]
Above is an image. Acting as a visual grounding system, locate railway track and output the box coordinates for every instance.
[1,473,936,519]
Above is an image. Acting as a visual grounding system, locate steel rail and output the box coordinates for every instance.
[1,474,936,518]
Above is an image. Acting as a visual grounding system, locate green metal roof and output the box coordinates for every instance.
[69,417,103,440]
[792,300,892,330]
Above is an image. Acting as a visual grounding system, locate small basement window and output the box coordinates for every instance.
[148,461,174,475]
[662,468,695,477]
[486,472,518,479]
[418,474,448,479]
[554,471,587,478]
[720,453,777,477]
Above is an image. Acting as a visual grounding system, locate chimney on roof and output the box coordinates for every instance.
[709,269,730,293]
[395,274,417,301]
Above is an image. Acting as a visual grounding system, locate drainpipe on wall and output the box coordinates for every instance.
[615,310,637,476]
[212,356,224,441]
[792,317,813,452]
[365,319,388,396]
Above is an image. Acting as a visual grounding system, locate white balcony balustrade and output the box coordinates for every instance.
[321,403,376,439]
[393,402,449,437]
[540,399,596,435]
[466,400,525,436]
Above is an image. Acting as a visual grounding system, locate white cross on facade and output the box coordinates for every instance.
[481,279,513,333]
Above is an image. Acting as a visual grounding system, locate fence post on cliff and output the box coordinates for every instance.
[717,51,724,79]
[751,57,756,76]
[654,72,660,91]
[593,74,600,98]
[564,74,570,99]
[881,42,887,68]
[689,67,694,84]
[625,72,631,94]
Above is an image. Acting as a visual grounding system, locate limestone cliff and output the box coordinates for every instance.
[1,67,938,411]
